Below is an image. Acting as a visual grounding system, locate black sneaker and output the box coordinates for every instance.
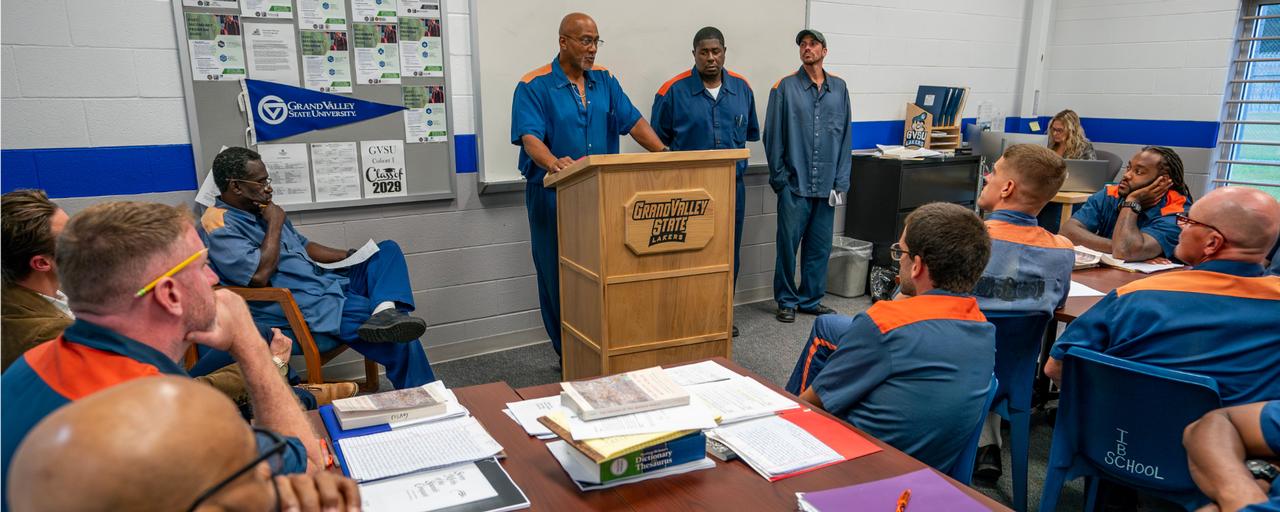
[733,325,740,337]
[799,304,837,316]
[776,307,796,323]
[973,445,1002,484]
[357,309,427,343]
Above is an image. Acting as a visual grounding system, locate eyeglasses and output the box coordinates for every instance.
[186,428,289,512]
[889,242,914,260]
[135,248,208,297]
[573,37,603,48]
[1175,212,1226,240]
[229,177,272,188]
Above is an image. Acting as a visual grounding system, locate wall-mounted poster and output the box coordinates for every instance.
[398,0,439,18]
[353,23,401,85]
[398,16,443,77]
[241,0,293,19]
[186,13,247,81]
[299,30,352,93]
[352,0,397,23]
[403,85,447,143]
[311,142,363,202]
[244,22,300,85]
[184,0,239,8]
[360,140,408,198]
[298,0,348,31]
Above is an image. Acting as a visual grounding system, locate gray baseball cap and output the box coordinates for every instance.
[795,29,826,46]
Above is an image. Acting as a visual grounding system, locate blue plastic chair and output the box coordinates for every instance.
[949,374,999,485]
[1040,347,1222,511]
[986,311,1053,512]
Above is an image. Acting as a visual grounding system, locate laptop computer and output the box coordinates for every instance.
[1060,159,1112,193]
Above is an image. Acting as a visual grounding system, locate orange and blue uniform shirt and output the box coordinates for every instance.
[975,210,1075,315]
[0,320,307,505]
[1071,185,1190,259]
[785,291,995,472]
[510,56,642,184]
[650,68,759,177]
[1050,259,1280,406]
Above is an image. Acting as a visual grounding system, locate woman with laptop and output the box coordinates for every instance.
[1048,109,1098,160]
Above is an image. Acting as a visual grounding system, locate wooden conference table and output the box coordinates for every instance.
[1056,266,1153,323]
[314,357,1011,511]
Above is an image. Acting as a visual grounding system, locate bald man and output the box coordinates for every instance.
[1045,186,1280,406]
[512,12,667,359]
[8,377,358,512]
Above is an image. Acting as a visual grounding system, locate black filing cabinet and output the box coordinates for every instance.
[844,154,981,267]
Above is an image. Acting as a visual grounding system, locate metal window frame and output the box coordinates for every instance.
[1214,0,1280,190]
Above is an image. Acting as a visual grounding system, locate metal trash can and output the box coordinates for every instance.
[826,236,872,298]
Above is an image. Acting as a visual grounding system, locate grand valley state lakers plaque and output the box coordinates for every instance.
[624,189,716,255]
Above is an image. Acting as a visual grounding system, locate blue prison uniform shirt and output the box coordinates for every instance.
[1071,185,1191,259]
[764,67,853,198]
[975,210,1076,316]
[650,68,760,177]
[1050,259,1280,406]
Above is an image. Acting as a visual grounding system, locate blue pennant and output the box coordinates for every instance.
[246,79,406,143]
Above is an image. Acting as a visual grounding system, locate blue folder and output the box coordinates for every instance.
[319,404,395,477]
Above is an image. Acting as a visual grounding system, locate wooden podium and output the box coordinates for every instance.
[543,149,748,380]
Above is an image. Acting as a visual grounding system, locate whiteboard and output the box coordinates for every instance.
[471,0,806,184]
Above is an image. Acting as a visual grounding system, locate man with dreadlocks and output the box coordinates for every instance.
[1061,146,1193,261]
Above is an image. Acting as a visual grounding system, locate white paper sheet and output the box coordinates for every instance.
[686,377,800,424]
[298,0,348,31]
[708,415,841,478]
[195,145,230,207]
[353,0,398,23]
[662,360,740,386]
[1068,280,1106,298]
[353,23,401,85]
[360,461,498,512]
[241,0,293,19]
[257,143,312,204]
[360,140,408,198]
[546,441,715,491]
[503,396,561,438]
[243,22,299,85]
[398,0,440,18]
[566,402,718,441]
[184,0,239,9]
[186,13,247,81]
[310,142,362,201]
[316,239,379,269]
[339,416,503,482]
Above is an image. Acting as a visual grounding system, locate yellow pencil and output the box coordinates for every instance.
[135,248,208,297]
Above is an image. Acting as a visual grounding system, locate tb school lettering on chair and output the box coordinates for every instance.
[1103,428,1164,480]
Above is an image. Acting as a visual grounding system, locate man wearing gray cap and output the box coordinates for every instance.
[764,29,853,322]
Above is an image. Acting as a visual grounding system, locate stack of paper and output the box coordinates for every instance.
[707,409,881,481]
[361,458,530,512]
[686,376,800,424]
[502,396,560,439]
[662,360,741,386]
[339,415,504,482]
[875,145,943,159]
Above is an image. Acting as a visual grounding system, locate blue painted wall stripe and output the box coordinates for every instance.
[1,117,1221,199]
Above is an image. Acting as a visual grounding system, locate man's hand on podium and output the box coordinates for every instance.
[546,156,577,173]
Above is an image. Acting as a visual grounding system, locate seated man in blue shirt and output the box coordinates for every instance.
[1046,186,1280,406]
[202,147,434,390]
[652,26,760,337]
[786,202,996,473]
[1060,146,1193,261]
[1184,401,1280,512]
[2,202,320,508]
[9,377,358,512]
[970,143,1076,482]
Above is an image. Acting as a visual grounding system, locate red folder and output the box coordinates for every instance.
[767,408,882,481]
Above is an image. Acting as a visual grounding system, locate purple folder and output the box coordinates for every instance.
[799,468,989,511]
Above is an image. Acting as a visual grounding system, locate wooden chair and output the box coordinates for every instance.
[185,286,380,392]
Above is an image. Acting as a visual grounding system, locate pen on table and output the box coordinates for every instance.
[895,488,911,512]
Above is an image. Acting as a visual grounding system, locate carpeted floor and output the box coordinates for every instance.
[428,295,1187,511]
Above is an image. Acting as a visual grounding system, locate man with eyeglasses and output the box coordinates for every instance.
[8,377,359,512]
[651,26,760,338]
[1060,146,1193,262]
[783,202,996,472]
[202,147,435,390]
[512,12,667,359]
[1045,186,1280,406]
[765,29,853,323]
[2,201,326,509]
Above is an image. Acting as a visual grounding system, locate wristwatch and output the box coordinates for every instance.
[1120,200,1143,214]
[1246,459,1278,482]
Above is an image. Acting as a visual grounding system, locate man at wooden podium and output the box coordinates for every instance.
[511,12,666,358]
[651,26,760,338]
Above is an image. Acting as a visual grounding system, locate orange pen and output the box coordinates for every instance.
[895,489,911,512]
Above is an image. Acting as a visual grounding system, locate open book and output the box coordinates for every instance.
[1073,246,1182,274]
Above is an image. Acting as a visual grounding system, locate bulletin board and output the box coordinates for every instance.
[469,0,806,187]
[173,0,456,211]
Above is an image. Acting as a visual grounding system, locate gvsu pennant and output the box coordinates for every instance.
[245,79,406,142]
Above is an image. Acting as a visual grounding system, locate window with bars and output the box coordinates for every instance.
[1217,0,1280,200]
